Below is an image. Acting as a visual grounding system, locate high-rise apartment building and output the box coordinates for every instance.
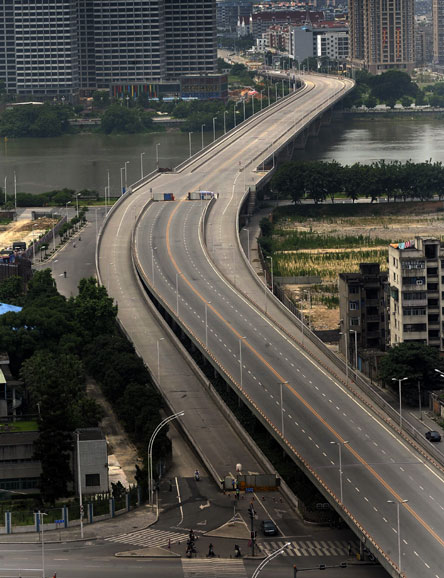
[0,0,217,96]
[433,0,444,65]
[349,0,415,74]
[389,237,444,350]
[0,0,79,95]
[164,0,216,80]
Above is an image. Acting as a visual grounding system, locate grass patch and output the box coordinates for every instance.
[0,420,39,432]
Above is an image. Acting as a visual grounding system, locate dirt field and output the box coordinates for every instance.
[0,217,58,250]
[277,202,444,331]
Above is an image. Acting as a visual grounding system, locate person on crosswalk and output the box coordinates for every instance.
[207,543,215,557]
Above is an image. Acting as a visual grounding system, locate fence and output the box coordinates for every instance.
[0,486,141,534]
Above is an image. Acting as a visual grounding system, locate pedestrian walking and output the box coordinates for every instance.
[234,544,242,558]
[207,543,215,557]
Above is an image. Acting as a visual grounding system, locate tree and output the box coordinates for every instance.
[100,104,153,134]
[0,276,25,306]
[73,278,117,341]
[379,343,444,406]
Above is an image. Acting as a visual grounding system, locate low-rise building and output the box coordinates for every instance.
[339,263,388,378]
[73,428,109,495]
[0,431,41,493]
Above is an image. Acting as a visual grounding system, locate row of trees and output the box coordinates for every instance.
[272,160,444,204]
[0,104,72,138]
[1,187,102,208]
[0,272,168,503]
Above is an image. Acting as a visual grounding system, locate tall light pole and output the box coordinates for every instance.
[120,167,124,195]
[51,210,56,252]
[339,331,349,386]
[140,152,145,179]
[37,511,48,578]
[279,381,288,437]
[75,192,80,218]
[243,99,246,121]
[252,542,291,578]
[155,142,160,169]
[239,336,247,388]
[330,440,348,504]
[417,379,423,420]
[233,102,237,127]
[392,377,408,428]
[148,412,184,506]
[151,246,157,287]
[212,116,217,141]
[205,301,211,347]
[124,160,129,192]
[188,132,193,158]
[157,337,165,384]
[266,255,273,294]
[267,85,270,105]
[260,90,264,111]
[201,124,205,149]
[65,200,71,218]
[76,431,84,539]
[242,227,250,261]
[223,110,227,134]
[275,83,278,101]
[176,272,183,315]
[349,329,358,369]
[387,499,408,574]
[252,95,255,115]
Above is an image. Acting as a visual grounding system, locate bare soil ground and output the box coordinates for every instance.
[0,216,58,250]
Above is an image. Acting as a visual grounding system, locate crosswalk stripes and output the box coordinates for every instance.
[257,539,352,557]
[105,527,189,548]
[182,558,246,578]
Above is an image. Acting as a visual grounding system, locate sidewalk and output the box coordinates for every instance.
[0,504,156,544]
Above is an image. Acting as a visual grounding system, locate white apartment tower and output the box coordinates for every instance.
[389,237,444,350]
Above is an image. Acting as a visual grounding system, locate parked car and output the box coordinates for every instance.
[261,519,278,536]
[425,430,441,442]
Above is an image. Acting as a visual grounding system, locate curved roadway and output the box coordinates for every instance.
[97,75,444,577]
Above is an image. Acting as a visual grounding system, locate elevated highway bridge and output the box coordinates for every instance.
[97,75,444,578]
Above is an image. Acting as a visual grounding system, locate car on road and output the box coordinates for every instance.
[261,519,278,536]
[425,430,441,442]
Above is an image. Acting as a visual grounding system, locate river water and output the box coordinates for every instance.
[1,116,444,194]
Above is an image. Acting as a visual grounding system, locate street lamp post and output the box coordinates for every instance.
[260,90,264,111]
[266,256,274,294]
[37,511,48,578]
[188,132,193,158]
[349,329,358,369]
[223,110,227,134]
[243,99,246,121]
[279,381,288,437]
[387,499,408,574]
[252,542,291,578]
[156,337,165,384]
[124,161,129,192]
[339,331,349,385]
[418,379,423,421]
[205,301,211,347]
[239,336,247,388]
[76,431,84,538]
[155,142,161,170]
[65,200,71,218]
[148,412,184,506]
[392,377,408,428]
[233,102,237,127]
[201,124,205,149]
[140,152,145,179]
[120,167,124,195]
[242,228,250,261]
[252,95,255,115]
[330,441,348,504]
[213,116,217,141]
[267,85,270,104]
[275,83,278,101]
[151,246,157,287]
[75,192,80,218]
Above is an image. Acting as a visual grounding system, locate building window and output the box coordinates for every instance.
[350,302,359,310]
[85,474,100,487]
[350,318,360,326]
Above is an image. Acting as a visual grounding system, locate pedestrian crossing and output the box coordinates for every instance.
[182,559,246,578]
[105,527,189,548]
[257,539,352,557]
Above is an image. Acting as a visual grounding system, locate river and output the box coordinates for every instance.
[1,116,444,194]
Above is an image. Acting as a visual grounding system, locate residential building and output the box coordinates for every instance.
[416,17,434,65]
[73,428,109,495]
[251,10,325,38]
[0,431,41,493]
[164,0,217,81]
[217,0,255,32]
[339,263,388,377]
[349,0,415,74]
[389,237,444,349]
[289,24,349,64]
[0,0,79,96]
[0,1,217,97]
[433,0,444,65]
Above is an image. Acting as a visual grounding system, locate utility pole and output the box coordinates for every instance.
[248,502,256,556]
